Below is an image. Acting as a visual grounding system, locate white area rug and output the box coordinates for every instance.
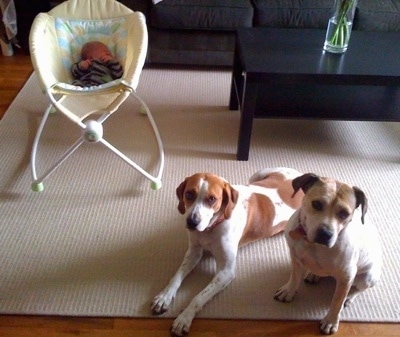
[0,69,399,322]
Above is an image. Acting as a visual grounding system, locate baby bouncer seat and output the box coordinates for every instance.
[29,0,164,192]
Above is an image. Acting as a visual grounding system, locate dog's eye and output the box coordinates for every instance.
[312,200,324,211]
[337,210,350,220]
[207,196,217,205]
[185,191,195,200]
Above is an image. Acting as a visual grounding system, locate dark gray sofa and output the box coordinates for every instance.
[120,0,400,67]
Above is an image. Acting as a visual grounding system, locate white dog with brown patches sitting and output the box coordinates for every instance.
[274,173,382,335]
[151,167,304,337]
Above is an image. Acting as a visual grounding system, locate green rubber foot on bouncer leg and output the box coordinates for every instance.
[31,182,44,192]
[151,180,162,190]
[139,105,147,115]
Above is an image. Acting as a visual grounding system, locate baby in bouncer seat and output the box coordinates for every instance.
[71,41,123,87]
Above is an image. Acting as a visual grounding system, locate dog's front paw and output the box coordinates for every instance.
[151,289,175,315]
[274,284,297,302]
[171,311,194,337]
[320,315,339,335]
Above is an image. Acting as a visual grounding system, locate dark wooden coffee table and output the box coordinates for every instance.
[229,28,400,161]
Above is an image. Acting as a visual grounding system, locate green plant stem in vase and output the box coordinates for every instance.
[323,0,358,53]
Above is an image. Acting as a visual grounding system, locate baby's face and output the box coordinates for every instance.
[82,42,113,61]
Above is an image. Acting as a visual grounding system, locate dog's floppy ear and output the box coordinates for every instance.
[176,179,188,214]
[353,186,368,224]
[292,173,320,197]
[222,184,239,219]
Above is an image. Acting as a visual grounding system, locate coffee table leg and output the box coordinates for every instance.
[229,40,241,111]
[237,81,257,161]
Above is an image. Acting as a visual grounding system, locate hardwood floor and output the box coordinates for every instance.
[0,52,398,337]
[0,51,33,119]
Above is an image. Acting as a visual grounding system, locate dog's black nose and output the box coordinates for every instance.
[186,214,200,230]
[315,226,333,246]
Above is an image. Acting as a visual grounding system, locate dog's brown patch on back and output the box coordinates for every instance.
[239,193,281,246]
[252,172,303,210]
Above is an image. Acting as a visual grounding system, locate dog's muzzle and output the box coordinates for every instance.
[186,213,201,230]
[315,225,333,246]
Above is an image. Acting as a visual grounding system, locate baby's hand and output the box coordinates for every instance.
[79,59,92,70]
[100,54,113,63]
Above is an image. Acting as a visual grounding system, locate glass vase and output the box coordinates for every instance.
[323,0,357,53]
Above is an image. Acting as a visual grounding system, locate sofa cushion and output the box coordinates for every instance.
[148,28,235,65]
[252,0,332,29]
[354,0,400,32]
[150,0,253,31]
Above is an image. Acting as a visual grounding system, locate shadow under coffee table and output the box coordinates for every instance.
[229,28,400,161]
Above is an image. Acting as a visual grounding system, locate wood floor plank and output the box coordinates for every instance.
[0,53,33,119]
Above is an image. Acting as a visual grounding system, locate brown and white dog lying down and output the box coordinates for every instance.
[274,173,382,335]
[151,167,304,337]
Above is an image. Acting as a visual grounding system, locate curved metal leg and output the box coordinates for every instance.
[31,90,165,192]
[97,92,165,190]
[31,104,85,192]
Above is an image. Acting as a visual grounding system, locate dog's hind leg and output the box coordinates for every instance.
[304,272,320,284]
[344,271,379,307]
[249,167,301,184]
